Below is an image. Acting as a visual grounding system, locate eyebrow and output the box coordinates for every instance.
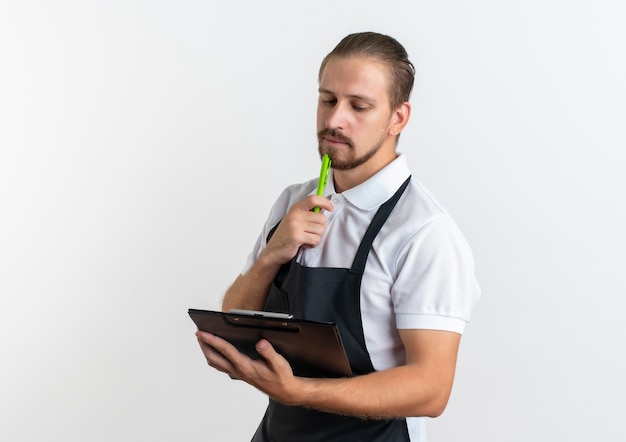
[318,88,376,104]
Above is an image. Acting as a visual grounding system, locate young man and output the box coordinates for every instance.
[197,32,481,441]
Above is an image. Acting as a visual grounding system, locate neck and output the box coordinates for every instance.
[333,150,398,193]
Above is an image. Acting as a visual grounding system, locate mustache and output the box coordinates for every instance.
[317,128,354,147]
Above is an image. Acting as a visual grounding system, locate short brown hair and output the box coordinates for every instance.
[318,32,415,110]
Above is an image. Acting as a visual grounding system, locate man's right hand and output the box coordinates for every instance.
[260,195,334,266]
[221,195,334,313]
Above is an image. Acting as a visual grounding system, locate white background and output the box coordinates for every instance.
[1,1,625,440]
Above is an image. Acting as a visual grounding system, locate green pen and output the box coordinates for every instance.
[313,154,332,213]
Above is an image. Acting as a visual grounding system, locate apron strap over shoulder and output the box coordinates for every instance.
[351,176,411,274]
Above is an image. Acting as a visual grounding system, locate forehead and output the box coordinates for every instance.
[319,56,390,102]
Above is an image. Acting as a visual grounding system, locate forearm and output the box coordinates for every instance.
[280,329,460,419]
[293,364,452,419]
[199,327,459,420]
[221,254,282,312]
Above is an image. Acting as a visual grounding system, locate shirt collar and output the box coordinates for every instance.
[328,153,411,211]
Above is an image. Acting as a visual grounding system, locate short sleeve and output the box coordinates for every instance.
[392,215,481,334]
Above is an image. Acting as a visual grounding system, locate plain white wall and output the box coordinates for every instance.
[1,1,625,440]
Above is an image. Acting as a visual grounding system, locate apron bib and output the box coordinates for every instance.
[252,177,411,442]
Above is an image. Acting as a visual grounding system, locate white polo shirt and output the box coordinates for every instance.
[243,153,481,371]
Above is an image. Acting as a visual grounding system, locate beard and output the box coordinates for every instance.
[317,128,386,171]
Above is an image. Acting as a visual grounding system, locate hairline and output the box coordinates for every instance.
[318,54,401,111]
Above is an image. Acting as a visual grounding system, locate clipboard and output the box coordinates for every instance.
[189,308,353,378]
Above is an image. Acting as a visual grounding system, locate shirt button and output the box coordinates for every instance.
[332,198,339,204]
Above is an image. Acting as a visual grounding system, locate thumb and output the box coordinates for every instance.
[255,339,288,372]
[255,339,274,356]
[256,339,293,375]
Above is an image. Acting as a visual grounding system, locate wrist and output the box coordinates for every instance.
[257,247,288,270]
[283,376,317,408]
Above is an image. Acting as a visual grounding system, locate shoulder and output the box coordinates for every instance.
[385,179,481,328]
[387,177,458,235]
[381,177,475,274]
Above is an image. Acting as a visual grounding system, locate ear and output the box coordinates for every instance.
[388,102,411,136]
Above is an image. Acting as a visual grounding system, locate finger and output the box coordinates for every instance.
[271,217,325,248]
[255,339,291,374]
[197,331,239,359]
[299,230,325,248]
[206,347,236,373]
[291,195,333,213]
[196,332,239,373]
[307,195,334,213]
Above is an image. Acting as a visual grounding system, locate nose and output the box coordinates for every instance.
[324,102,347,130]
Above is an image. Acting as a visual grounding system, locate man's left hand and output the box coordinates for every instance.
[196,331,303,405]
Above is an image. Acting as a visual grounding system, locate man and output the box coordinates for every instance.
[197,32,480,441]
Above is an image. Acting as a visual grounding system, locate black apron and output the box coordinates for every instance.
[251,177,412,442]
